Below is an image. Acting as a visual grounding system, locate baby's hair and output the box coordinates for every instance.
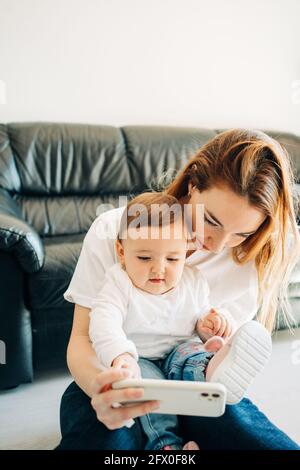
[118,191,184,241]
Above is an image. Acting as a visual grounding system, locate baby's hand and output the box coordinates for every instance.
[112,353,141,379]
[197,308,234,339]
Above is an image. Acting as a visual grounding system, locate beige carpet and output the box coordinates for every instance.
[0,328,299,450]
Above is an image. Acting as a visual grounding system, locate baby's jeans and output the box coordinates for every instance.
[138,340,214,450]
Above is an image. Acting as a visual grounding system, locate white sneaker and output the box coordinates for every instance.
[205,321,272,404]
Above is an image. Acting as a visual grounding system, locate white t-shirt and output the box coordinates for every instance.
[64,206,259,330]
[89,262,216,366]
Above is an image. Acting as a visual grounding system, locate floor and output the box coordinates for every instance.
[0,328,300,450]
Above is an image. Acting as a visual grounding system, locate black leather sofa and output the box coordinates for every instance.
[1,122,300,390]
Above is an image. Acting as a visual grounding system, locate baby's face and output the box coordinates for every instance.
[116,222,187,295]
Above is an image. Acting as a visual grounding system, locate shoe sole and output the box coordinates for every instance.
[208,322,272,404]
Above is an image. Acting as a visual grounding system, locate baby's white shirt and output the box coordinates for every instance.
[65,206,259,365]
[89,263,213,367]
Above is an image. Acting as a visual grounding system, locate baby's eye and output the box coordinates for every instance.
[137,256,151,261]
[167,258,179,262]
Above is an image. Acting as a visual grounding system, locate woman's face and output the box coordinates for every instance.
[187,183,266,254]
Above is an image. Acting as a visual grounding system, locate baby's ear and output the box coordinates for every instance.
[115,238,125,262]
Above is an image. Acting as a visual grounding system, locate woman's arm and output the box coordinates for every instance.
[67,303,103,397]
[66,304,159,429]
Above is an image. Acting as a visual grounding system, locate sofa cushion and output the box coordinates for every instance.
[16,194,122,237]
[26,234,85,370]
[0,123,130,195]
[27,233,85,311]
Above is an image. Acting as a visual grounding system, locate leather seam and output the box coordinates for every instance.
[120,127,138,193]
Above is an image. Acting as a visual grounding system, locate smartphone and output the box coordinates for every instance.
[112,378,226,417]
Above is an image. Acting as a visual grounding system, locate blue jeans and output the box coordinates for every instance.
[56,341,300,450]
[139,340,214,450]
[56,384,300,450]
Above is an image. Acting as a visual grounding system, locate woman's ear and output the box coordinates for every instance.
[188,182,196,195]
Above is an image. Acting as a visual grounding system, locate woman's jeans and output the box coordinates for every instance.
[138,340,214,450]
[56,340,300,450]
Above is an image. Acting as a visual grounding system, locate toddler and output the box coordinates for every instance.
[89,192,272,450]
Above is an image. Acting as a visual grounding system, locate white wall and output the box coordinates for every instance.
[0,0,299,133]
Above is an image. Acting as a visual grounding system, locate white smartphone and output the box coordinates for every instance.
[112,378,227,417]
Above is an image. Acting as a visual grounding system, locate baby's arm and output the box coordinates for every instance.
[196,308,236,342]
[89,266,140,376]
[112,352,141,378]
[192,269,236,344]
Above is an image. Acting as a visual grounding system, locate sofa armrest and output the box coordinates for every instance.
[0,189,44,273]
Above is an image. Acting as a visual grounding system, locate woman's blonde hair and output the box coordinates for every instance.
[165,128,300,332]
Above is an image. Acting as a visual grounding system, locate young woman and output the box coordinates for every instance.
[56,128,300,450]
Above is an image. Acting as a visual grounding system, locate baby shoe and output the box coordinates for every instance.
[205,321,272,404]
